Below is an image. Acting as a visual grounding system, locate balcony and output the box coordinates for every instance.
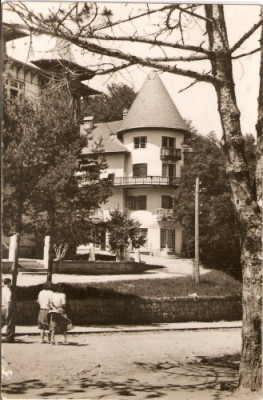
[155,208,175,220]
[160,147,181,161]
[113,176,182,187]
[88,209,110,222]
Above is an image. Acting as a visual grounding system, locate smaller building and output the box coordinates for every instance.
[2,26,101,259]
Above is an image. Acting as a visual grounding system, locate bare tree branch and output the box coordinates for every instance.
[232,47,261,59]
[148,55,209,62]
[230,19,263,54]
[178,79,199,93]
[95,61,136,75]
[79,33,212,55]
[64,34,218,84]
[92,4,173,33]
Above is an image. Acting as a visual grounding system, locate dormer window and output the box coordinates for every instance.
[134,136,147,149]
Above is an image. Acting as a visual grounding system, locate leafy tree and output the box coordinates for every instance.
[3,93,46,285]
[106,209,146,261]
[24,82,112,279]
[175,128,241,278]
[82,83,136,122]
[5,2,263,389]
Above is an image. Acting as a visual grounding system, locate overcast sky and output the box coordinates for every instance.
[3,2,261,139]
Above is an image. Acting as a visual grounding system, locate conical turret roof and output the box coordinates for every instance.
[118,72,187,134]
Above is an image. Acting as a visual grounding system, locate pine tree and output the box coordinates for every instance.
[82,83,136,122]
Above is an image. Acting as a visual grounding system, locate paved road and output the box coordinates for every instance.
[2,328,251,400]
[2,254,210,286]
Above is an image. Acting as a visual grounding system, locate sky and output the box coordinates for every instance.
[3,2,261,139]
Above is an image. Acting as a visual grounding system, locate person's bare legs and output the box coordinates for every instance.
[40,329,45,343]
[50,330,56,345]
[63,332,68,344]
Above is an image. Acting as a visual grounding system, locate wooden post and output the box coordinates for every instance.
[194,176,200,284]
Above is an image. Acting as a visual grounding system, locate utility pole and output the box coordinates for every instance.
[194,176,200,284]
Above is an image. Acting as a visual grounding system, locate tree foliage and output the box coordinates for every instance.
[82,83,136,123]
[3,82,112,268]
[3,93,42,237]
[26,83,112,262]
[106,209,146,260]
[175,127,241,278]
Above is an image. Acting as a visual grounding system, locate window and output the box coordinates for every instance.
[108,173,115,182]
[5,79,25,99]
[133,163,147,177]
[125,195,147,210]
[162,164,176,178]
[162,196,173,209]
[134,136,147,149]
[162,136,175,148]
[139,228,148,241]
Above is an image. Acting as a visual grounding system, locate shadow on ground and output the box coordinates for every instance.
[2,354,240,399]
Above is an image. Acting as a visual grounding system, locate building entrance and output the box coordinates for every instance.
[160,229,175,251]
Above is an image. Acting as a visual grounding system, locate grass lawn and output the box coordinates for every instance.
[16,270,241,300]
[84,269,242,298]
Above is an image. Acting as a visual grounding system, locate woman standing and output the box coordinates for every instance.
[37,282,54,343]
[49,283,69,345]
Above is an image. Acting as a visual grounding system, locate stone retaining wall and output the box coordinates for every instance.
[14,296,241,325]
[53,261,151,275]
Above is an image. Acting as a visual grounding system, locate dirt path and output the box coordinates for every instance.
[1,328,260,400]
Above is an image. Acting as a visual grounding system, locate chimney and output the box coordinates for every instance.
[123,108,128,119]
[83,116,94,130]
[80,115,94,136]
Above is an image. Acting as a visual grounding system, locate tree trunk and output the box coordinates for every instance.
[46,235,54,282]
[11,202,23,287]
[205,4,262,390]
[256,7,263,208]
[46,209,55,282]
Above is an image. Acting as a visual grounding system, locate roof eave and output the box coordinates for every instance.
[118,126,188,138]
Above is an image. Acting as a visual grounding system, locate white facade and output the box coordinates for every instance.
[100,136,184,255]
[82,73,188,256]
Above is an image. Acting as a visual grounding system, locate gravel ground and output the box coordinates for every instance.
[1,328,261,400]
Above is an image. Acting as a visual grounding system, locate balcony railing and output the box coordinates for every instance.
[88,209,111,222]
[160,147,181,161]
[155,208,174,220]
[113,176,181,187]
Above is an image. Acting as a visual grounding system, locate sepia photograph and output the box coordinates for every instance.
[1,1,262,399]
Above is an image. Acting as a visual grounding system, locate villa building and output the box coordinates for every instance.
[80,73,189,256]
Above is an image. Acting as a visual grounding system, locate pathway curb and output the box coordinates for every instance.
[2,321,242,336]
